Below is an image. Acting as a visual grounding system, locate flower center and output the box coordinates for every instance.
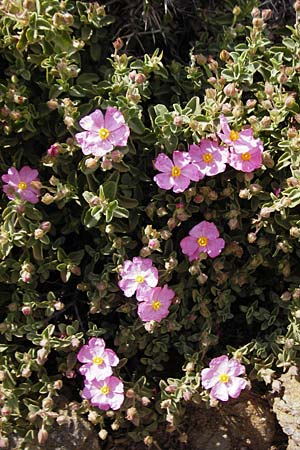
[100,385,110,395]
[98,127,110,140]
[135,275,144,283]
[18,181,27,190]
[219,373,230,383]
[171,166,181,177]
[229,130,239,141]
[241,152,251,161]
[93,356,104,365]
[202,153,213,163]
[152,300,161,311]
[197,236,208,247]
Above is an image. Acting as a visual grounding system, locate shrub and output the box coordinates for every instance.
[0,0,300,448]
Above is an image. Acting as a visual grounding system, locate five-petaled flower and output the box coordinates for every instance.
[2,166,41,204]
[118,257,159,300]
[77,338,119,381]
[201,355,247,401]
[137,285,175,322]
[153,151,200,193]
[217,115,263,172]
[189,140,228,177]
[82,376,124,410]
[75,107,130,158]
[180,221,225,261]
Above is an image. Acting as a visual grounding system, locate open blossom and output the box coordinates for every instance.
[228,145,263,172]
[1,166,40,204]
[201,355,247,401]
[189,140,228,177]
[153,151,200,193]
[75,107,130,158]
[77,338,119,381]
[218,115,263,172]
[137,285,175,322]
[82,376,124,410]
[118,257,158,300]
[180,221,225,261]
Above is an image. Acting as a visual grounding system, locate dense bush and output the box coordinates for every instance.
[1,0,300,448]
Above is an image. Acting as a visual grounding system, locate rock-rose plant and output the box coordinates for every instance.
[0,1,299,448]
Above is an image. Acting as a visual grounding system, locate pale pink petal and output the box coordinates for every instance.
[201,368,220,389]
[105,349,119,366]
[172,151,190,168]
[206,238,225,258]
[219,114,231,135]
[173,175,191,193]
[79,110,104,131]
[20,190,39,204]
[210,382,229,401]
[118,278,138,297]
[108,125,130,147]
[227,359,246,377]
[209,355,229,371]
[180,235,198,258]
[104,107,126,131]
[226,377,247,398]
[19,166,38,182]
[154,173,173,190]
[154,153,173,173]
[180,164,202,181]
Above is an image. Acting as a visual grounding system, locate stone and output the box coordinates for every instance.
[273,366,300,450]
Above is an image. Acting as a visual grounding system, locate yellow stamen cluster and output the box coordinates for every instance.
[241,152,251,161]
[98,127,110,140]
[171,166,181,177]
[229,130,239,141]
[152,300,161,311]
[197,236,208,247]
[202,153,213,163]
[219,373,230,383]
[135,275,144,283]
[18,181,27,190]
[93,356,104,365]
[100,385,110,395]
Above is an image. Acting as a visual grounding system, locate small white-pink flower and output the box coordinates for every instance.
[153,151,201,193]
[82,376,124,411]
[118,257,158,300]
[201,355,247,401]
[77,338,119,381]
[75,107,130,158]
[137,285,175,322]
[189,140,228,177]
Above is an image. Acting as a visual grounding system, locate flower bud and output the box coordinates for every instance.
[42,397,54,410]
[47,99,59,110]
[111,421,120,431]
[135,73,146,84]
[219,49,230,62]
[233,5,241,15]
[144,436,153,446]
[126,407,137,421]
[195,54,207,65]
[113,38,123,50]
[141,396,151,406]
[173,115,184,126]
[99,429,108,440]
[251,7,260,18]
[37,348,48,365]
[223,83,237,97]
[262,9,272,20]
[22,305,32,316]
[37,428,48,445]
[246,99,257,109]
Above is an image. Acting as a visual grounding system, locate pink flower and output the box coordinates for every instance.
[201,355,247,401]
[137,285,175,322]
[153,151,201,193]
[228,145,263,172]
[47,143,60,157]
[180,221,225,261]
[82,376,124,410]
[118,257,158,300]
[75,107,130,158]
[2,166,40,203]
[217,115,263,172]
[218,114,258,149]
[189,140,228,177]
[77,338,119,382]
